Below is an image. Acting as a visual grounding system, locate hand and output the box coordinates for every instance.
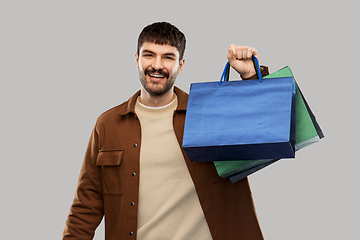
[227,44,259,79]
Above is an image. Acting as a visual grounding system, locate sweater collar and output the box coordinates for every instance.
[117,86,188,116]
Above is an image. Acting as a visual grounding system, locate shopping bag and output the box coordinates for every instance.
[182,58,296,162]
[214,158,280,180]
[214,66,324,183]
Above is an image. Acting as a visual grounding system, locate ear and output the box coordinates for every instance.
[135,52,139,69]
[177,58,185,74]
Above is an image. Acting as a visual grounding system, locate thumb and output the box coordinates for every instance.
[252,49,259,62]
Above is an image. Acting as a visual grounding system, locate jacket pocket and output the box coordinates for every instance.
[96,149,124,195]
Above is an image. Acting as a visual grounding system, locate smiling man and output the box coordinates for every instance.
[63,22,269,240]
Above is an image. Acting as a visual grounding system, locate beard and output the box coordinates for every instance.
[138,66,178,96]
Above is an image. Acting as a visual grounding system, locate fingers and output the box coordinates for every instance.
[227,44,259,77]
[228,45,258,61]
[227,44,237,62]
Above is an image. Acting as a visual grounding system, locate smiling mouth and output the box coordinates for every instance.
[148,73,166,79]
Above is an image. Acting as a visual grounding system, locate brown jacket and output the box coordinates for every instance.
[63,70,268,240]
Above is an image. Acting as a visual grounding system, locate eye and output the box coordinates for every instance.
[164,56,175,60]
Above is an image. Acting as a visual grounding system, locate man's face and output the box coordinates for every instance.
[136,42,185,96]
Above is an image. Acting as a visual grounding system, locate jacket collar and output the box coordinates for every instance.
[117,86,188,116]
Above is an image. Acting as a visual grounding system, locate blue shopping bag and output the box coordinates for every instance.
[182,58,296,162]
[214,66,324,183]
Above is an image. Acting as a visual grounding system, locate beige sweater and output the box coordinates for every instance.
[135,96,212,240]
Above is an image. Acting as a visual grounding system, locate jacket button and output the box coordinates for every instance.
[133,143,137,147]
[132,172,136,177]
[129,231,134,236]
[131,202,135,206]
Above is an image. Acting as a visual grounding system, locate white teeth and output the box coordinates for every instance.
[149,74,164,78]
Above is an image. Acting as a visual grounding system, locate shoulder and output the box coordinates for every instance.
[96,90,141,126]
[94,102,125,128]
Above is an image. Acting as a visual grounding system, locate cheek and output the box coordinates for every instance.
[138,61,145,72]
[138,58,149,72]
[169,63,180,75]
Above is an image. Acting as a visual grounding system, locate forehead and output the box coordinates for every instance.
[140,42,179,56]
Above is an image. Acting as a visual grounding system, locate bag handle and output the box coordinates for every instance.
[219,56,262,85]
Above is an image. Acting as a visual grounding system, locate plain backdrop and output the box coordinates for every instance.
[1,1,359,239]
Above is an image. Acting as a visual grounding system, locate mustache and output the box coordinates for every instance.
[144,67,169,78]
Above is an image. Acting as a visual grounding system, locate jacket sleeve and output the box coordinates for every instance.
[63,125,104,240]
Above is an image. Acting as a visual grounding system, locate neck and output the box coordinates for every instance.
[139,86,175,107]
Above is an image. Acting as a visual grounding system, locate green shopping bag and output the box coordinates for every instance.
[214,66,324,183]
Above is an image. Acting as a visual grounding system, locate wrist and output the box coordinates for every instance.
[240,69,257,79]
[241,66,269,80]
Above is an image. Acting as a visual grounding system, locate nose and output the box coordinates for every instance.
[152,56,164,70]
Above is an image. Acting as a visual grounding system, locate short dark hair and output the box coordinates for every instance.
[137,22,186,60]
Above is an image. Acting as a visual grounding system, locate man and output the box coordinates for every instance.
[63,22,269,240]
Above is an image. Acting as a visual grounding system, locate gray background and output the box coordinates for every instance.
[1,0,359,239]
